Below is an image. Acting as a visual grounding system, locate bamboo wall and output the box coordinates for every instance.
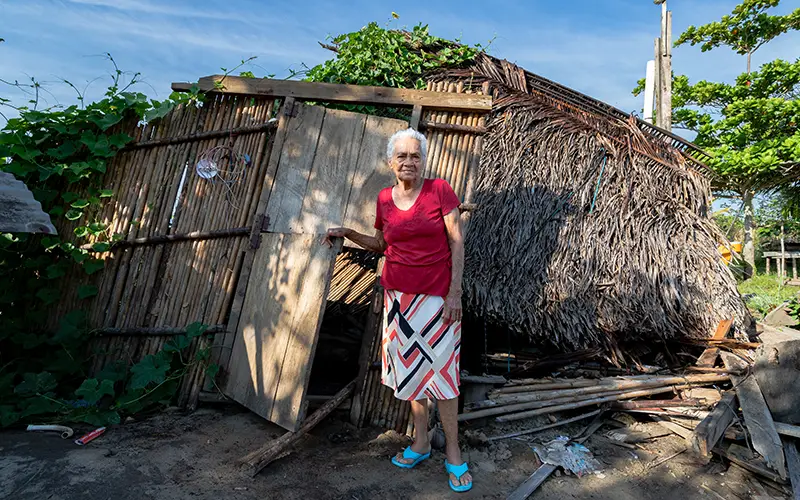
[47,94,277,405]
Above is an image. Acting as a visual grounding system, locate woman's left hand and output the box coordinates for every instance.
[443,291,462,324]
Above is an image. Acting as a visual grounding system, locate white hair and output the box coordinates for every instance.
[386,128,427,167]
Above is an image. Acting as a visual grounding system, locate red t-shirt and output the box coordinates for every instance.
[374,178,461,297]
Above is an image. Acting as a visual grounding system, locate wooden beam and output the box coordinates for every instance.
[124,121,277,150]
[239,381,355,476]
[93,324,226,336]
[691,391,737,459]
[721,351,787,479]
[784,438,800,500]
[696,317,734,367]
[409,104,422,130]
[172,76,492,112]
[80,226,252,251]
[777,422,800,440]
[715,443,788,485]
[419,120,487,134]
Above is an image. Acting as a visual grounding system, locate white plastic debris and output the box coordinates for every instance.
[532,436,601,477]
[26,424,74,439]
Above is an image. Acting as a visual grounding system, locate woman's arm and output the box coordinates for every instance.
[324,227,386,253]
[443,208,464,323]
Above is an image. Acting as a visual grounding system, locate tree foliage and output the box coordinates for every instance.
[676,0,800,57]
[671,58,800,193]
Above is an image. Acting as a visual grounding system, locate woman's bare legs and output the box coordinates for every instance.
[438,397,472,487]
[394,398,430,464]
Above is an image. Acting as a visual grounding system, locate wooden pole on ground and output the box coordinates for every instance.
[240,381,355,476]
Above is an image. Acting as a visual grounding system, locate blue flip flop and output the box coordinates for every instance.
[445,461,473,493]
[391,446,431,469]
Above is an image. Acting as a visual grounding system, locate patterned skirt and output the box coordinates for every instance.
[381,290,461,401]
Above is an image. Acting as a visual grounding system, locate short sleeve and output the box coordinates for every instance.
[436,179,461,216]
[374,196,384,230]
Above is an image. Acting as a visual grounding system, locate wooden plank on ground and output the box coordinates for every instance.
[784,438,800,500]
[340,114,408,236]
[720,351,787,479]
[691,391,738,459]
[223,233,342,431]
[241,380,355,476]
[696,317,734,367]
[265,102,326,233]
[715,442,788,485]
[174,76,493,112]
[297,108,366,234]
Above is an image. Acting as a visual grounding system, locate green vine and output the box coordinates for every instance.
[303,20,487,117]
[0,58,216,427]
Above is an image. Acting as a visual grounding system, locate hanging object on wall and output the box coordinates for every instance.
[194,144,251,208]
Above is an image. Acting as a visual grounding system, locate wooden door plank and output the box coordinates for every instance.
[297,108,367,234]
[174,76,493,112]
[220,98,294,374]
[721,351,787,479]
[265,103,326,233]
[224,233,341,429]
[269,235,343,429]
[341,115,407,235]
[223,233,286,417]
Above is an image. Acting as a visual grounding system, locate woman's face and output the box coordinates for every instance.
[390,137,423,184]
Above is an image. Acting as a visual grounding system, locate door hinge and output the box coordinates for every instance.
[249,214,271,249]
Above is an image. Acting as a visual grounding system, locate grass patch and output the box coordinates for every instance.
[738,273,800,319]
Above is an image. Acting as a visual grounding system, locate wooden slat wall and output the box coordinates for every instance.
[421,80,488,202]
[45,95,277,391]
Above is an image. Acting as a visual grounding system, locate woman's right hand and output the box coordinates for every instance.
[323,227,350,247]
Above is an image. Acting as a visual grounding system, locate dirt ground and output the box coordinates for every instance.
[0,404,791,500]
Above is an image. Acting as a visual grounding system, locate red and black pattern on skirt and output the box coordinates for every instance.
[381,289,461,401]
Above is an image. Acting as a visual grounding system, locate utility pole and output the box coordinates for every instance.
[653,0,672,131]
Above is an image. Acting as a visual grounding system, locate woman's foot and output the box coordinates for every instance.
[445,447,472,488]
[394,439,431,465]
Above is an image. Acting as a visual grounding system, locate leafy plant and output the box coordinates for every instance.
[306,22,481,90]
[0,59,214,427]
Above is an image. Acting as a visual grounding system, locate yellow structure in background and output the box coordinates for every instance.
[719,241,743,265]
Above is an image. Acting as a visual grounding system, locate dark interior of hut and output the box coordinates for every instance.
[307,248,708,398]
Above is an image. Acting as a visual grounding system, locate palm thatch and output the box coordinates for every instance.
[433,54,750,352]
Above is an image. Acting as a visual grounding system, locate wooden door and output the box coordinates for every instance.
[224,101,407,430]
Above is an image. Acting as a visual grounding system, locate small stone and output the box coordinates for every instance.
[464,430,488,447]
[555,470,562,477]
[124,417,135,424]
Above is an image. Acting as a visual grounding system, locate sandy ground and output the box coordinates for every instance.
[0,404,791,500]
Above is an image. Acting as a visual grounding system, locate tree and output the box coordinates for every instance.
[676,0,800,73]
[643,0,800,279]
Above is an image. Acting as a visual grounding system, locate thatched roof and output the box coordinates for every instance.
[433,54,750,353]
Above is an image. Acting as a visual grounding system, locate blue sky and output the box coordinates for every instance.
[1,0,798,120]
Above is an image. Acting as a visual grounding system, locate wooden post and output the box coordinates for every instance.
[781,222,786,283]
[793,258,797,280]
[654,38,662,125]
[409,104,422,130]
[767,257,771,275]
[655,3,672,131]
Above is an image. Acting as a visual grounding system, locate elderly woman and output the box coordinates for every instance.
[324,128,472,492]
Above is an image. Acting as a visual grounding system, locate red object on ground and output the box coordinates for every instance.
[75,427,106,446]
